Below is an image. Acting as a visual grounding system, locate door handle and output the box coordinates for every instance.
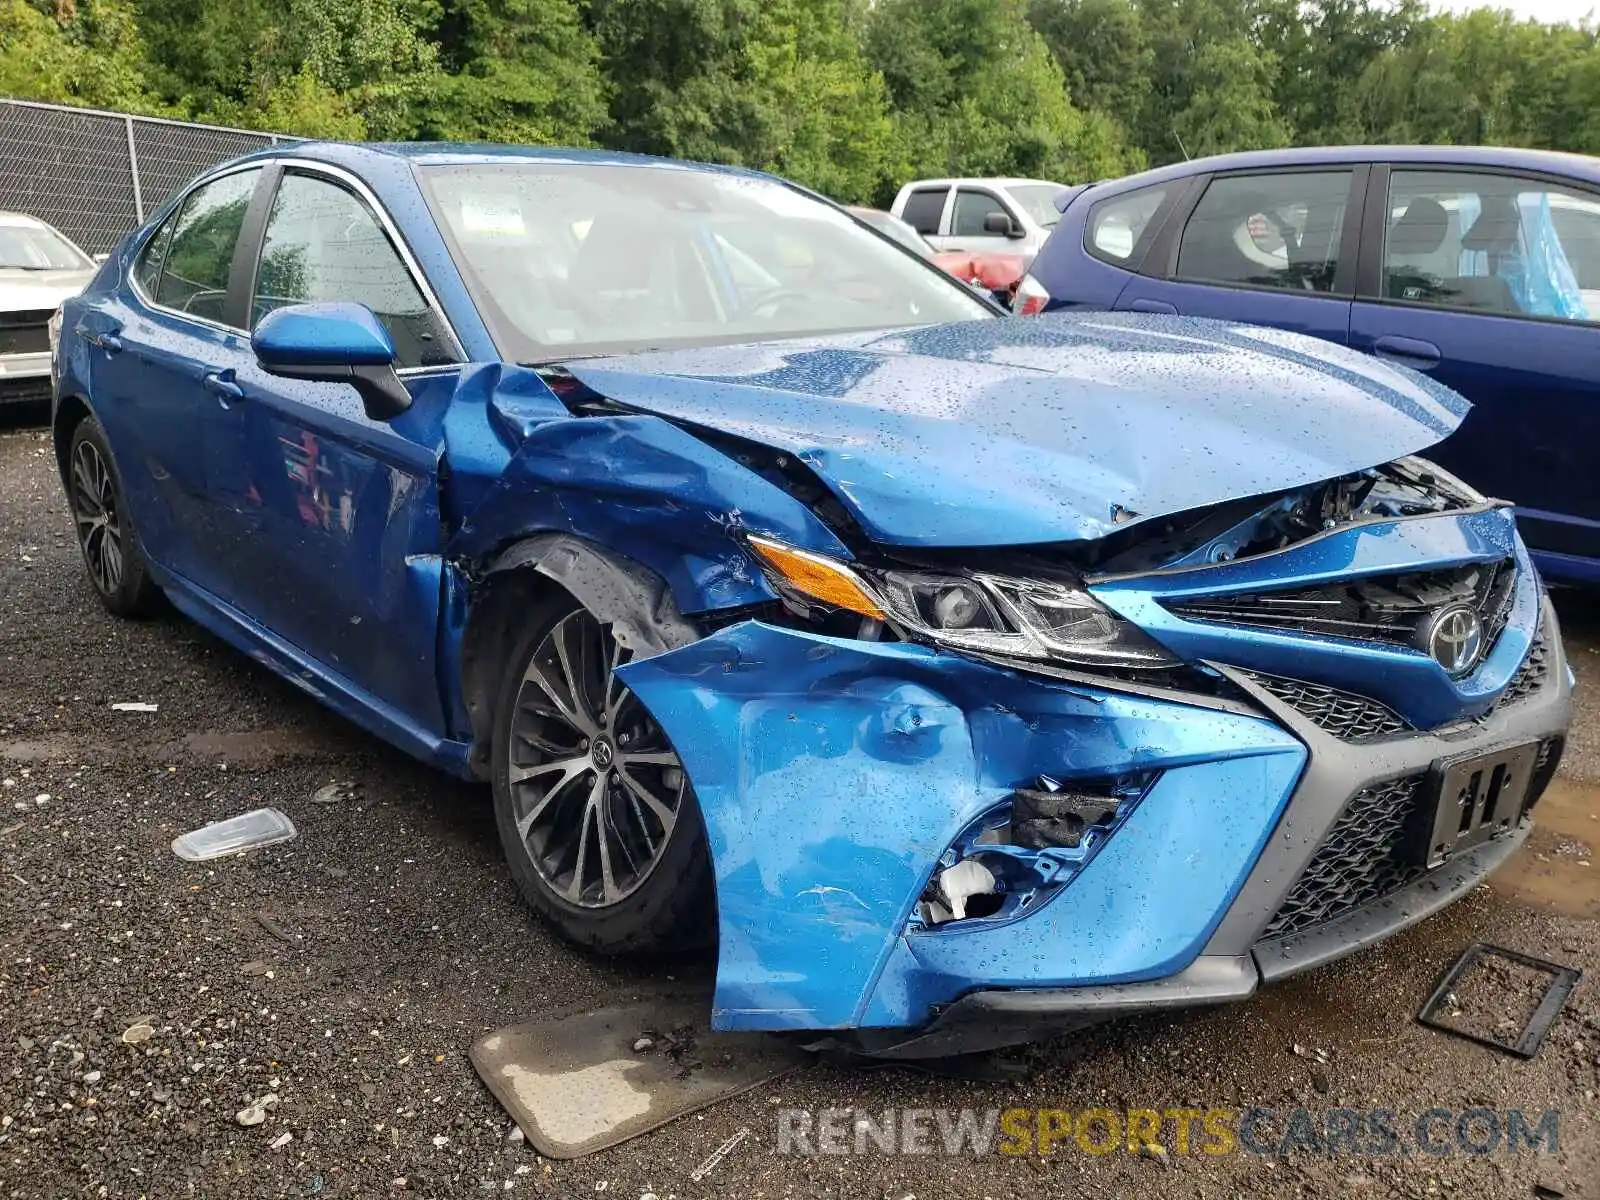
[1127,299,1178,315]
[203,369,245,405]
[1372,335,1441,369]
[81,329,122,354]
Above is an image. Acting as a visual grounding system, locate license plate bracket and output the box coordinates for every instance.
[1412,742,1537,869]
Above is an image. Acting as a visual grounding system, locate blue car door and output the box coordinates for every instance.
[1112,166,1364,347]
[212,164,465,736]
[72,166,264,595]
[1349,164,1600,581]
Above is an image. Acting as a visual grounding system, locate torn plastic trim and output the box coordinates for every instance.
[485,533,700,659]
[912,772,1157,930]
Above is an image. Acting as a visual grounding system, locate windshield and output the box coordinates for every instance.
[421,164,991,362]
[1006,184,1066,230]
[851,207,934,257]
[0,222,91,270]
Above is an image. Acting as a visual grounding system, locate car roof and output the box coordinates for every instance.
[1095,145,1600,192]
[900,177,1064,190]
[220,140,779,182]
[0,211,49,228]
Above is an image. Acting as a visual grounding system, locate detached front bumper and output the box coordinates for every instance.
[618,584,1570,1051]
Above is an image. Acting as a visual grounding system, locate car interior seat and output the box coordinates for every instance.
[1440,196,1523,314]
[1385,197,1450,300]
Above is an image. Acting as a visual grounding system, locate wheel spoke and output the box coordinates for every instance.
[565,801,596,902]
[618,766,677,835]
[521,656,593,734]
[509,754,590,791]
[588,777,619,904]
[618,749,677,767]
[551,615,601,731]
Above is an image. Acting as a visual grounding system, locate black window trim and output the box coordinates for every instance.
[130,162,267,338]
[1152,163,1370,299]
[1356,161,1600,329]
[131,157,466,370]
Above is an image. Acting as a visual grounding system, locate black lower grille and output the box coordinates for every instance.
[1494,631,1548,711]
[1240,671,1411,740]
[1168,559,1516,652]
[1260,774,1431,940]
[0,376,52,405]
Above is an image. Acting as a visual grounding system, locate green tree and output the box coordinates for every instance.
[416,0,607,144]
[0,0,158,112]
[867,0,1140,191]
[1171,37,1290,159]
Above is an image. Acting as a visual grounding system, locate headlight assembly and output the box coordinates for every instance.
[747,535,1176,669]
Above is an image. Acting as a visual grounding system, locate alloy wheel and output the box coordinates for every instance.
[70,439,125,598]
[506,609,688,908]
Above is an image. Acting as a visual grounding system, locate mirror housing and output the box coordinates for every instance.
[251,302,412,422]
[983,211,1025,239]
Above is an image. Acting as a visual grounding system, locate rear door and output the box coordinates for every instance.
[1115,166,1364,346]
[896,186,951,246]
[72,165,264,596]
[1349,165,1600,576]
[215,164,463,726]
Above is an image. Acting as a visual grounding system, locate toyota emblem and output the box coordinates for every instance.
[1424,604,1484,677]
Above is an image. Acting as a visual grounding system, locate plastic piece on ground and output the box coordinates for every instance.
[172,808,298,861]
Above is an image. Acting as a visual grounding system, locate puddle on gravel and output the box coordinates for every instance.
[1492,776,1600,918]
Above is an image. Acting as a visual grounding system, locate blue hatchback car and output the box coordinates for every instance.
[52,143,1572,1056]
[1022,145,1600,585]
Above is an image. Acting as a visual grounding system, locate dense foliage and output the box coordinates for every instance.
[3,0,1598,205]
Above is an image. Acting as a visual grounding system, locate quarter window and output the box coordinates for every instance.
[134,218,175,296]
[1177,171,1353,293]
[1383,169,1597,324]
[900,187,948,235]
[152,168,261,323]
[251,173,453,368]
[951,189,1009,237]
[1086,184,1171,263]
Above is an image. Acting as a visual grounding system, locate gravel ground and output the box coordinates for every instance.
[1,411,1596,1199]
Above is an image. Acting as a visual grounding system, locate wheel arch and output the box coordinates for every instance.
[457,533,700,779]
[52,392,94,488]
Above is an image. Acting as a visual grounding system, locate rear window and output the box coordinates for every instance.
[900,188,948,235]
[1086,185,1171,264]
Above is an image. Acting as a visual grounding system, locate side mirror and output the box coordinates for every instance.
[92,252,110,264]
[251,302,412,422]
[983,212,1026,239]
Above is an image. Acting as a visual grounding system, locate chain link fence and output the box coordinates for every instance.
[0,99,294,255]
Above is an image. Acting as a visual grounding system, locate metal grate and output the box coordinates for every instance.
[1169,559,1516,653]
[0,309,53,356]
[0,99,291,255]
[1493,630,1549,712]
[1260,775,1431,940]
[1240,670,1411,740]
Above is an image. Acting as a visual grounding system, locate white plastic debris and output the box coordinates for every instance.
[172,809,297,862]
[935,858,999,921]
[269,1131,294,1151]
[110,702,159,713]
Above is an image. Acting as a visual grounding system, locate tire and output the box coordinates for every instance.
[66,415,162,617]
[489,595,716,955]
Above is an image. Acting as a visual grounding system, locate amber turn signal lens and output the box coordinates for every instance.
[747,536,885,620]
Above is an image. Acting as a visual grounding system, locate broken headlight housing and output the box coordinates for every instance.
[748,536,1177,669]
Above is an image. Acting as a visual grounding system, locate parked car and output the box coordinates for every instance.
[1,211,97,407]
[54,143,1570,1057]
[890,177,1069,258]
[846,205,1026,305]
[1023,145,1600,584]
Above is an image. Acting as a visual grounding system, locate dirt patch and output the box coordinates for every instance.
[1425,948,1569,1047]
[1492,777,1600,918]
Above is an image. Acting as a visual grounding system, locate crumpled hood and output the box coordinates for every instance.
[562,312,1469,547]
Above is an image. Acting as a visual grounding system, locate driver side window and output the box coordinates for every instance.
[251,172,455,368]
[1176,170,1353,293]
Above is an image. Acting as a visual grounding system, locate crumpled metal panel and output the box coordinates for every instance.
[563,312,1468,549]
[617,621,1306,1032]
[440,363,849,614]
[1091,507,1538,729]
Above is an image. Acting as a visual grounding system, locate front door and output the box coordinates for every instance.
[216,166,462,729]
[1115,166,1361,347]
[1349,166,1600,578]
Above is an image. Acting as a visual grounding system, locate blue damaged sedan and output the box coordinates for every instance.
[52,143,1572,1057]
